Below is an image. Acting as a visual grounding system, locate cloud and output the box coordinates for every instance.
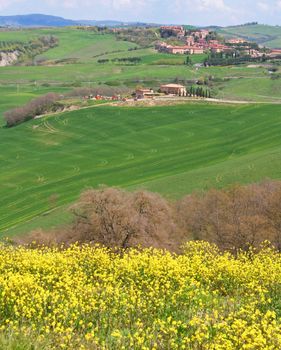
[170,0,242,25]
[0,0,23,10]
[43,0,149,11]
[258,1,270,11]
[197,0,232,12]
[0,0,280,26]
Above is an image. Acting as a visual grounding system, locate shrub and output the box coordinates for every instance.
[20,180,281,252]
[177,180,281,251]
[4,93,60,127]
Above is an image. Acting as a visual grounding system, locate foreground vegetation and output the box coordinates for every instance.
[0,241,280,349]
[22,181,281,253]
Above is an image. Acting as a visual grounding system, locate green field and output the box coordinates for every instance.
[0,28,138,61]
[2,102,281,235]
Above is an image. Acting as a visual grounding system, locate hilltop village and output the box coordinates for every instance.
[156,26,281,58]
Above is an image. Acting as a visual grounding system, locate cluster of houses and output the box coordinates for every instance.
[82,85,189,103]
[135,84,188,99]
[84,94,127,101]
[156,26,281,58]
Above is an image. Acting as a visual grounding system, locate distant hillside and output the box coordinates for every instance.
[0,14,77,27]
[0,14,159,28]
[219,24,281,48]
[80,20,159,27]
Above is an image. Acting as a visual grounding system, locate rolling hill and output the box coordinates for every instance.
[0,14,78,27]
[0,27,280,112]
[219,24,281,48]
[0,14,157,28]
[2,102,281,235]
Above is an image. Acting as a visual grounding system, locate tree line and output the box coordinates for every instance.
[188,85,211,98]
[98,57,142,64]
[20,180,281,253]
[204,52,280,66]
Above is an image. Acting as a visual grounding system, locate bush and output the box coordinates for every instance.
[21,180,281,253]
[4,93,60,127]
[177,180,281,251]
[68,187,182,250]
[22,187,186,252]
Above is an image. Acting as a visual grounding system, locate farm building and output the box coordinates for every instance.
[135,88,155,99]
[160,84,187,96]
[155,42,204,55]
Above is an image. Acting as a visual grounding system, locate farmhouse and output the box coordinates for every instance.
[156,42,204,55]
[135,88,155,99]
[160,84,187,96]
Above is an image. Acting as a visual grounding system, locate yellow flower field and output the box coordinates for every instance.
[0,241,281,349]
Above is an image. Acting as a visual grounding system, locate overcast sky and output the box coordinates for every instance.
[1,0,281,26]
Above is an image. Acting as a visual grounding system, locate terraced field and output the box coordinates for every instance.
[1,102,281,235]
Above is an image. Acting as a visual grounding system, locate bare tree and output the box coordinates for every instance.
[19,181,281,253]
[4,92,59,127]
[69,187,183,251]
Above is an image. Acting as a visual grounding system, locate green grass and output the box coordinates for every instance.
[215,77,281,101]
[2,102,281,235]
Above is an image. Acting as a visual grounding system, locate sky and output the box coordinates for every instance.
[0,0,281,26]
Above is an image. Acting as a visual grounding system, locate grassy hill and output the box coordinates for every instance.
[0,27,280,114]
[2,102,281,235]
[0,28,138,62]
[219,24,281,48]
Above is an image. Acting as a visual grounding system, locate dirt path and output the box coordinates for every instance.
[114,97,281,107]
[34,96,281,121]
